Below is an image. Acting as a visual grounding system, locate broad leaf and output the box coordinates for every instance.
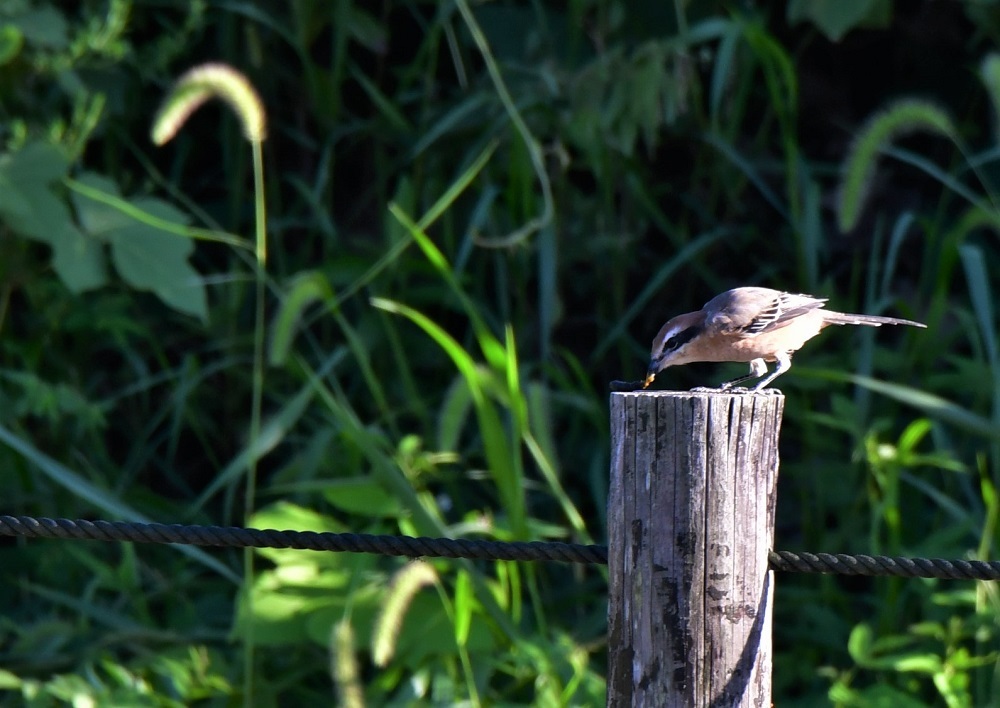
[0,142,105,291]
[71,172,208,321]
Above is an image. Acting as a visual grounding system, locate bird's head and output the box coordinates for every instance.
[644,311,706,388]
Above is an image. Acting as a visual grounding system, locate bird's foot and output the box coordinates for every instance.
[691,385,782,395]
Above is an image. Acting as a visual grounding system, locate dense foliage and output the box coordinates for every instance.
[1,1,999,705]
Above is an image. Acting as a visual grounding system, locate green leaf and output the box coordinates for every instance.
[848,623,874,663]
[787,0,889,42]
[12,5,68,49]
[437,376,474,453]
[241,582,325,645]
[0,423,238,583]
[981,54,1000,139]
[593,227,726,359]
[269,271,334,365]
[372,297,527,536]
[351,66,411,133]
[0,24,24,65]
[249,500,346,533]
[371,298,485,405]
[832,683,935,708]
[0,142,105,291]
[192,376,318,513]
[845,374,1000,440]
[959,244,998,367]
[322,477,404,517]
[71,172,208,322]
[347,5,387,53]
[454,569,473,647]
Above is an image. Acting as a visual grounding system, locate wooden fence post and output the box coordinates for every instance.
[608,391,784,707]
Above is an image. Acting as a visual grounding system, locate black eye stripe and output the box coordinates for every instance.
[661,326,698,354]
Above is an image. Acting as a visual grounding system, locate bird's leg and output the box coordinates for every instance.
[750,352,791,392]
[720,358,769,390]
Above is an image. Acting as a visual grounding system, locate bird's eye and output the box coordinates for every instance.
[658,326,697,355]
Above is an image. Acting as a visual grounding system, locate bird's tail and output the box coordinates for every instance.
[822,311,926,328]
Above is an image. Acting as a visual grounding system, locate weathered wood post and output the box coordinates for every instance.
[608,390,784,707]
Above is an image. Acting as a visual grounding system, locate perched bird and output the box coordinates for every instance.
[644,286,926,392]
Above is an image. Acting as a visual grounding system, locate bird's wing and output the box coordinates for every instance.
[713,291,827,335]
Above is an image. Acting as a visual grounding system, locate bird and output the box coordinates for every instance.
[643,286,926,392]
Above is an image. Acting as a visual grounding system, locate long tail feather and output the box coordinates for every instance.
[822,311,926,328]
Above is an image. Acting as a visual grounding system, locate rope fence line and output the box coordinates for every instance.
[2,515,999,580]
[0,515,607,565]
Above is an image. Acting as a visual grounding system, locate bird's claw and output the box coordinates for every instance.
[688,385,782,395]
[753,387,783,395]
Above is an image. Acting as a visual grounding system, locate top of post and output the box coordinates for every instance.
[610,387,785,400]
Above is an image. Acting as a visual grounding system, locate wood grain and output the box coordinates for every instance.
[608,391,784,707]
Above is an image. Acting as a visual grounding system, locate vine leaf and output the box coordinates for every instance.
[71,172,208,322]
[0,142,106,291]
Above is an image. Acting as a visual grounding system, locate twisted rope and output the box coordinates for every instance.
[766,550,1000,580]
[0,515,607,564]
[2,515,998,580]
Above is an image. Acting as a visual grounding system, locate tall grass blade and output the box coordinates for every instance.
[0,423,239,582]
[592,228,726,359]
[454,0,553,247]
[703,133,789,220]
[842,374,1000,440]
[958,245,998,368]
[418,139,498,230]
[371,298,527,536]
